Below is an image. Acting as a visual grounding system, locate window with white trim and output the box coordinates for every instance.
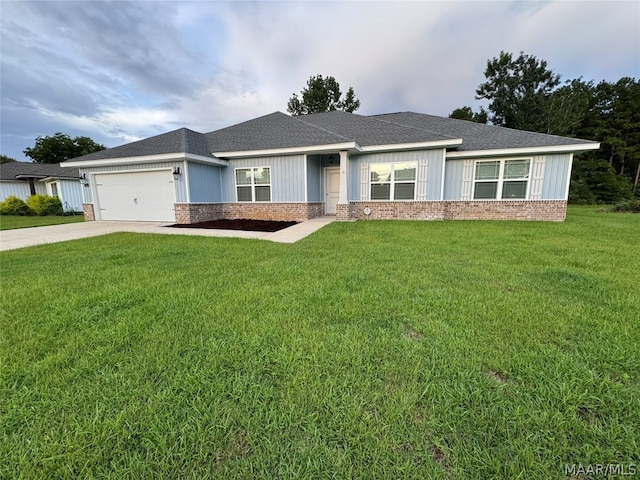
[236,167,271,202]
[370,162,416,200]
[49,182,59,197]
[473,159,531,199]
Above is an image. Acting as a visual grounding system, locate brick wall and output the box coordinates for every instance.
[82,203,95,221]
[174,202,324,223]
[347,200,567,222]
[174,203,223,224]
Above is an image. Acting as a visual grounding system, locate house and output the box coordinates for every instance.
[62,111,599,223]
[0,162,83,213]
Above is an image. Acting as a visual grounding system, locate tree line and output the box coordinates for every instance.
[450,51,639,203]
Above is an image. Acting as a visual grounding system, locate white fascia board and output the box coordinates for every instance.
[446,142,600,159]
[63,153,228,168]
[213,142,360,159]
[359,138,463,153]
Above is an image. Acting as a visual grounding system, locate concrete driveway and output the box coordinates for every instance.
[0,217,335,252]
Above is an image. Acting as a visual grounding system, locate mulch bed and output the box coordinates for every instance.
[168,219,298,232]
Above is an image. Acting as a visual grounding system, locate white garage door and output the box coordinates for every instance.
[95,170,176,222]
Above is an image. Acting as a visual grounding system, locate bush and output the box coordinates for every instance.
[612,199,640,213]
[26,194,63,216]
[0,196,31,215]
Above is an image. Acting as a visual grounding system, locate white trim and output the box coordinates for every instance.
[63,152,229,168]
[303,154,308,203]
[440,149,446,201]
[472,158,532,200]
[234,166,272,203]
[183,160,191,203]
[215,142,360,159]
[338,151,349,204]
[369,161,417,201]
[564,153,574,200]
[359,139,463,153]
[446,143,600,159]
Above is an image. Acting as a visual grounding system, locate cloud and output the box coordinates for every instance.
[1,0,638,162]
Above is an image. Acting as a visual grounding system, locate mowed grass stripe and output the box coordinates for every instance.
[1,207,638,478]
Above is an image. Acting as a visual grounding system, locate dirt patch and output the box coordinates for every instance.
[168,219,298,232]
[486,370,509,383]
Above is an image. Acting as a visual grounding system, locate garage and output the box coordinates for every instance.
[94,170,176,222]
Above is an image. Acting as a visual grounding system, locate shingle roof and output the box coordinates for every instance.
[65,110,598,163]
[370,112,596,152]
[205,112,350,152]
[296,111,456,146]
[69,128,212,162]
[0,162,79,181]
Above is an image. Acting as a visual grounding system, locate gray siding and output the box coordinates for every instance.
[58,179,83,212]
[221,155,306,202]
[80,161,187,203]
[444,159,465,200]
[542,154,571,200]
[306,155,322,202]
[349,149,445,201]
[187,161,222,202]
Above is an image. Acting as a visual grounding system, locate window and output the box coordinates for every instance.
[370,162,416,200]
[49,182,59,197]
[236,167,271,202]
[473,159,530,199]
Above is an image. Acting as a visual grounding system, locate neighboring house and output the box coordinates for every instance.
[63,111,599,223]
[0,162,83,213]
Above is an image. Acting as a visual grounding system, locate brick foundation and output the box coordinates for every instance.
[174,202,324,224]
[83,203,95,221]
[347,200,568,222]
[174,203,223,224]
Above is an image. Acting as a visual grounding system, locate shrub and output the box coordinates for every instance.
[26,194,63,216]
[612,199,640,213]
[0,196,31,216]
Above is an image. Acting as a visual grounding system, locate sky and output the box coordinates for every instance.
[1,0,639,162]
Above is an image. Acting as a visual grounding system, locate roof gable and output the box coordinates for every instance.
[68,127,212,162]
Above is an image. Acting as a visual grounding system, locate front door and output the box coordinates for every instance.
[324,167,340,215]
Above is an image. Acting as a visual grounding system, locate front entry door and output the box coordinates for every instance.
[325,167,340,215]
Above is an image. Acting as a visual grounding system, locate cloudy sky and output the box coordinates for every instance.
[1,1,638,161]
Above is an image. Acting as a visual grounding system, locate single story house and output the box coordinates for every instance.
[0,162,83,212]
[63,111,599,223]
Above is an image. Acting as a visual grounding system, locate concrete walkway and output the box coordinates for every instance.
[0,217,335,252]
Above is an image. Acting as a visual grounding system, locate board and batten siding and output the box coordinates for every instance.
[306,155,322,202]
[79,161,187,204]
[541,154,572,200]
[0,181,46,200]
[187,161,222,203]
[348,149,445,201]
[444,154,572,201]
[220,155,306,202]
[58,179,83,212]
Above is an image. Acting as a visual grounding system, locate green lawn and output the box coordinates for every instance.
[1,207,638,479]
[0,214,84,230]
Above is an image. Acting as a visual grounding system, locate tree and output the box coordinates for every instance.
[287,75,360,115]
[1,155,17,164]
[23,133,106,164]
[449,106,488,123]
[475,51,560,131]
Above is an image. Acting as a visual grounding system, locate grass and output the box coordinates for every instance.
[1,206,639,478]
[0,214,84,230]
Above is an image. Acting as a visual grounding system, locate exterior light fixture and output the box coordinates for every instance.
[78,173,89,187]
[172,167,181,180]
